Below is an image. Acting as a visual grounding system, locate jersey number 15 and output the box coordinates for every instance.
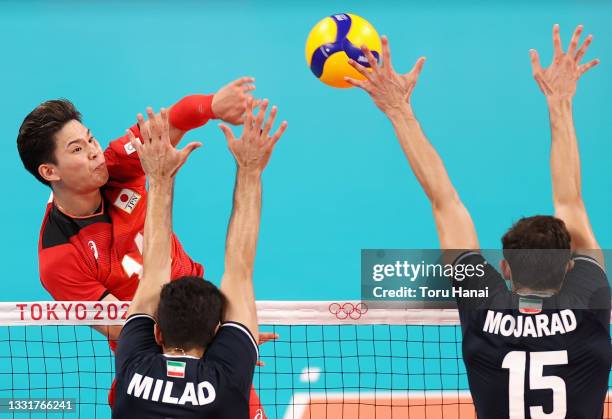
[502,350,568,419]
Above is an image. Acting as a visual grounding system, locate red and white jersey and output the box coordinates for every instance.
[38,125,203,302]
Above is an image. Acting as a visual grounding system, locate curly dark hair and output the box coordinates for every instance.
[156,276,226,351]
[17,99,82,186]
[502,215,572,291]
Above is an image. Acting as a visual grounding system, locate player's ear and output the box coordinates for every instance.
[154,324,164,347]
[38,163,60,183]
[500,259,512,281]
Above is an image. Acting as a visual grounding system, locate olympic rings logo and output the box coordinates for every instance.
[328,302,368,320]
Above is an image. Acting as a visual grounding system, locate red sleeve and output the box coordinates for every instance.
[105,94,215,184]
[169,94,215,131]
[103,124,145,186]
[39,245,108,301]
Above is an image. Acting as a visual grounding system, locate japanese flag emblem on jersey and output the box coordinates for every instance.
[114,189,141,214]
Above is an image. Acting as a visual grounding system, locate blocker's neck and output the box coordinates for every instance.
[164,347,204,359]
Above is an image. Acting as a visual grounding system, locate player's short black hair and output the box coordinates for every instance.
[17,99,82,186]
[502,215,572,291]
[156,276,226,352]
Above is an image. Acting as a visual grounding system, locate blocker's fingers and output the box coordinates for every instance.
[233,76,255,86]
[254,99,269,133]
[137,113,152,143]
[126,129,143,155]
[270,120,288,146]
[579,58,600,76]
[553,24,563,59]
[348,59,373,81]
[160,108,171,143]
[146,107,161,140]
[344,76,372,92]
[218,124,236,144]
[409,56,426,79]
[567,25,583,56]
[243,84,256,93]
[258,332,280,345]
[251,98,262,110]
[575,34,593,63]
[361,45,379,70]
[262,106,277,138]
[381,35,393,70]
[243,97,255,136]
[529,49,543,74]
[179,141,202,160]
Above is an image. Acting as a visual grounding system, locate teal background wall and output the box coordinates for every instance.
[1,0,611,301]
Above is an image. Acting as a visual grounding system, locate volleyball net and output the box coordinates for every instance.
[0,301,611,418]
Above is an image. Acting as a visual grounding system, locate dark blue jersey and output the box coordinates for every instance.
[453,252,612,419]
[112,314,258,419]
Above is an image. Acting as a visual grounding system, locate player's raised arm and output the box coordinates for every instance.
[138,77,257,147]
[126,108,202,317]
[218,97,287,343]
[530,24,603,266]
[346,36,479,252]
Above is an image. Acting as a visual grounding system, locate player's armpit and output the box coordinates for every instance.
[220,272,259,344]
[555,202,604,268]
[432,197,479,258]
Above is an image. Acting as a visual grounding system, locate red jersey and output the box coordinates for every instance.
[37,113,267,419]
[38,124,203,302]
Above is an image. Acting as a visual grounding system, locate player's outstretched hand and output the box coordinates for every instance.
[219,97,288,174]
[345,36,426,116]
[212,77,257,125]
[127,107,201,182]
[255,332,280,367]
[530,24,599,101]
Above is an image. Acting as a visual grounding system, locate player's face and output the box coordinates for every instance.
[51,120,109,192]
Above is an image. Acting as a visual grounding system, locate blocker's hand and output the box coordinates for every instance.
[256,332,280,367]
[219,97,288,174]
[530,24,599,102]
[212,77,257,125]
[128,107,201,182]
[345,36,426,115]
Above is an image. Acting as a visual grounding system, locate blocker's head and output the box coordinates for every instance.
[17,99,108,191]
[154,276,226,353]
[501,215,573,292]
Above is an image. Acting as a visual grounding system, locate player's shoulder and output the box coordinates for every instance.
[40,198,111,250]
[200,321,258,397]
[116,314,160,363]
[120,314,156,338]
[451,250,484,266]
[204,321,259,366]
[560,254,610,309]
[565,253,608,288]
[571,254,606,273]
[216,322,259,355]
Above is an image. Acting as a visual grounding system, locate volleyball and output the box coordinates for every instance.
[305,13,382,88]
